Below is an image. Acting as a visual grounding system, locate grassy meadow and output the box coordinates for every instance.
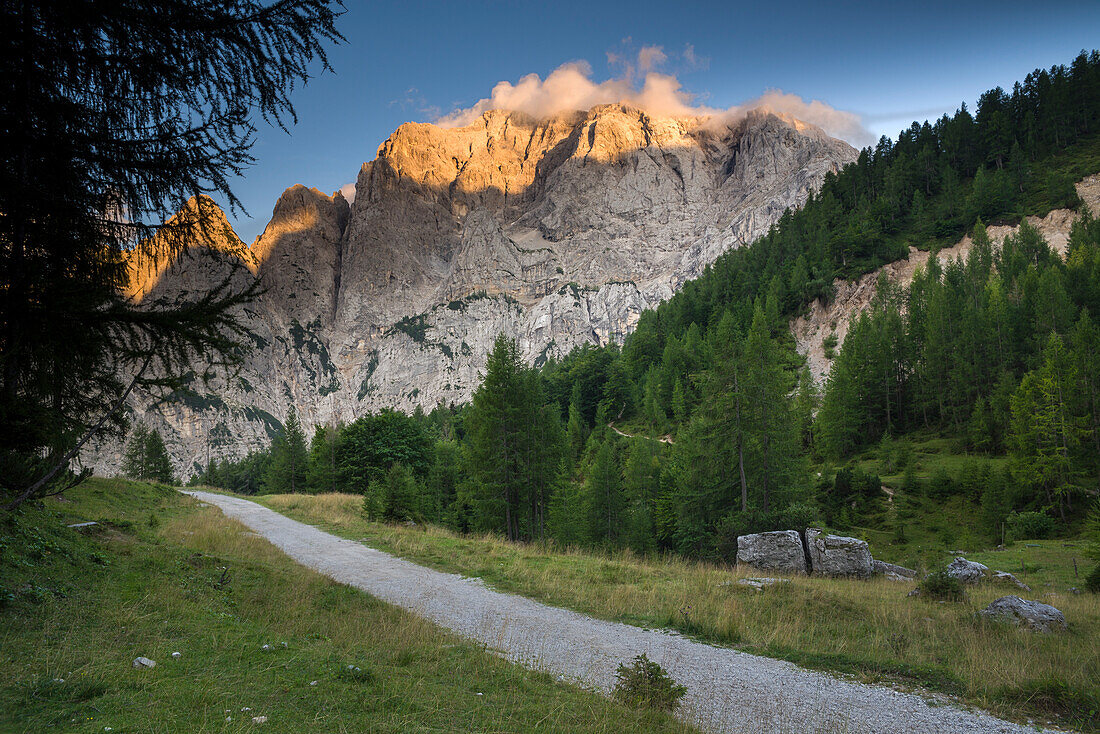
[0,479,695,734]
[259,491,1100,732]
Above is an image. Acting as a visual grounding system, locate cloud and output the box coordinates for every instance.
[637,45,667,73]
[338,182,356,203]
[389,87,442,120]
[435,54,873,147]
[735,90,874,148]
[682,43,708,71]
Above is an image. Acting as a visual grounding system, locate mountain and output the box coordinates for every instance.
[92,104,856,476]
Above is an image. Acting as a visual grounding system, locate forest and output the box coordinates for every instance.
[186,51,1100,578]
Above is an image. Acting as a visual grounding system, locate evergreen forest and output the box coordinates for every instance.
[185,52,1100,570]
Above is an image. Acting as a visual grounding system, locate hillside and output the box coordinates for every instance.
[91,106,855,476]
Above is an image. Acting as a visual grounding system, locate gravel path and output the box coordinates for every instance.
[184,490,1063,734]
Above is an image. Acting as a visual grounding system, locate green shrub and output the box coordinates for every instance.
[1006,511,1056,540]
[613,654,686,712]
[917,571,965,602]
[1085,564,1100,594]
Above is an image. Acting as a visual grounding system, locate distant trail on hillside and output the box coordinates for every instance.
[608,423,675,444]
[183,490,1061,734]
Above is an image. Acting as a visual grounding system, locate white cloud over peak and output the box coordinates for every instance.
[435,49,873,148]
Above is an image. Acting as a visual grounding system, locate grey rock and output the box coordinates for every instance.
[132,657,156,669]
[945,557,989,584]
[805,528,873,577]
[872,559,917,579]
[979,595,1067,633]
[991,571,1031,591]
[736,530,808,575]
[736,577,790,592]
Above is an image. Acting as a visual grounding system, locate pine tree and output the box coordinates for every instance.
[307,423,341,494]
[122,423,173,483]
[463,334,537,541]
[122,423,150,480]
[1,1,343,510]
[1010,334,1087,520]
[265,408,309,494]
[144,429,175,484]
[586,439,624,546]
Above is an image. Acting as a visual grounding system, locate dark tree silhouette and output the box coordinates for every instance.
[0,1,343,508]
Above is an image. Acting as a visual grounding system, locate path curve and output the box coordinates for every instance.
[183,491,1061,734]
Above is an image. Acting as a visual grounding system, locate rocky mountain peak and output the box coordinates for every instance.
[92,105,859,477]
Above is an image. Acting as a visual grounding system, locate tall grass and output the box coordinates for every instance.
[261,492,1100,731]
[0,480,695,734]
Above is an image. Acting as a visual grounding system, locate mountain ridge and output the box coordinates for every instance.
[94,105,857,476]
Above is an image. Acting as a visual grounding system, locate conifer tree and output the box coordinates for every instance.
[122,423,151,480]
[265,408,308,494]
[307,423,341,494]
[144,429,175,484]
[586,439,624,546]
[1,1,343,509]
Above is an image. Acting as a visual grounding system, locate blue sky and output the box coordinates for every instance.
[226,0,1100,243]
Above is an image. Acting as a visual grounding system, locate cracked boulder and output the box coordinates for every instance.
[979,595,1067,633]
[946,557,990,584]
[736,531,808,575]
[804,528,873,577]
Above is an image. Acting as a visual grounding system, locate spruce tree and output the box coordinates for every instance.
[265,408,309,494]
[307,424,341,494]
[122,423,150,480]
[144,429,175,484]
[585,439,624,546]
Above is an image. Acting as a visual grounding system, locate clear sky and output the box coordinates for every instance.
[225,0,1100,243]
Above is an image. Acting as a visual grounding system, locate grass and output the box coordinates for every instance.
[256,491,1100,732]
[0,479,695,734]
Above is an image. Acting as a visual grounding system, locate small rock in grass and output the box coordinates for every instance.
[171,651,181,659]
[252,716,267,724]
[280,642,288,648]
[261,644,271,651]
[991,571,1030,591]
[979,595,1067,633]
[872,559,918,579]
[309,680,318,686]
[241,707,251,712]
[737,577,789,592]
[132,657,156,669]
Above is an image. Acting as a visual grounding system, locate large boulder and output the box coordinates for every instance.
[872,559,918,580]
[979,595,1067,633]
[804,528,873,577]
[736,531,808,574]
[945,557,990,584]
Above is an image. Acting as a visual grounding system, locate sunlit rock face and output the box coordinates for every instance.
[88,105,856,477]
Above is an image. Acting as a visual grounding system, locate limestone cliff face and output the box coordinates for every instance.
[89,106,856,477]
